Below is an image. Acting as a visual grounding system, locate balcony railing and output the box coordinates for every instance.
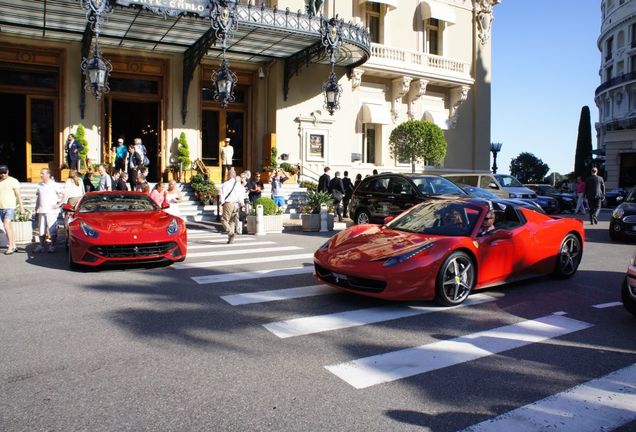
[595,71,636,96]
[366,43,471,81]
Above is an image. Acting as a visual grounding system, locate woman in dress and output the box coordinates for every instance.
[164,180,183,218]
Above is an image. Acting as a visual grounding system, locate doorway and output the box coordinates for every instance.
[0,93,26,180]
[110,100,160,181]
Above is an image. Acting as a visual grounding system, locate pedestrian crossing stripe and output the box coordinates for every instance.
[222,284,337,305]
[324,314,593,389]
[173,253,315,269]
[187,245,302,258]
[263,294,496,339]
[592,301,623,309]
[193,266,314,285]
[188,237,256,245]
[461,363,636,432]
[188,241,277,250]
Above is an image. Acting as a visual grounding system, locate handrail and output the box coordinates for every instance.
[194,158,208,176]
[298,163,321,184]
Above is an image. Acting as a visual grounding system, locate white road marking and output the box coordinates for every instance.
[593,301,623,309]
[173,253,315,269]
[461,363,636,432]
[263,294,496,339]
[552,311,568,316]
[188,237,255,245]
[192,266,314,285]
[222,284,337,305]
[187,245,300,258]
[324,314,593,389]
[188,241,276,250]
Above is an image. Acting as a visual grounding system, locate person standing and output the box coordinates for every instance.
[134,138,149,168]
[62,169,85,206]
[34,168,62,253]
[574,176,586,215]
[113,171,128,191]
[150,182,167,207]
[342,170,354,219]
[0,165,25,255]
[97,165,112,191]
[318,166,331,193]
[126,144,143,190]
[328,171,345,222]
[270,169,288,208]
[220,170,245,244]
[353,173,363,189]
[113,138,127,172]
[221,138,234,181]
[66,134,83,171]
[164,180,183,218]
[585,167,605,225]
[248,172,264,203]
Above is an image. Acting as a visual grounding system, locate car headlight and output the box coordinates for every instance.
[613,207,625,220]
[509,193,520,198]
[80,221,99,238]
[167,218,179,235]
[383,243,434,268]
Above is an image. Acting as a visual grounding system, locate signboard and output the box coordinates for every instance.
[116,0,211,18]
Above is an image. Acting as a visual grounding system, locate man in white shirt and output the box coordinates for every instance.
[220,138,234,182]
[34,168,62,253]
[220,169,245,244]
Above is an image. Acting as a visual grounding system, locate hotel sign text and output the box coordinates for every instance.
[116,0,211,18]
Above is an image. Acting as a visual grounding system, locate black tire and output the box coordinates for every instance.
[553,233,582,278]
[435,251,475,306]
[622,278,636,316]
[355,209,371,225]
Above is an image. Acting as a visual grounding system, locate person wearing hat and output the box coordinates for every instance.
[113,137,127,172]
[0,165,25,255]
[221,138,234,182]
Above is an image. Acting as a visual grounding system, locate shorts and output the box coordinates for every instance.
[273,196,285,207]
[38,213,58,238]
[0,208,15,223]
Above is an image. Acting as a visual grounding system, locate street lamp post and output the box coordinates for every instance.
[210,0,238,108]
[321,17,343,115]
[490,142,502,174]
[81,0,113,100]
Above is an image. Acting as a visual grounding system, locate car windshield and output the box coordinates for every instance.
[461,185,498,199]
[624,187,636,203]
[540,185,558,194]
[411,176,467,196]
[495,174,524,187]
[386,201,481,236]
[78,193,159,213]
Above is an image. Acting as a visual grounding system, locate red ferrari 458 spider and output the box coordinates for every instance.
[314,198,584,305]
[63,191,187,269]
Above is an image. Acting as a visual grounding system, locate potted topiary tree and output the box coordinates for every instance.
[76,124,89,171]
[246,197,284,234]
[177,132,191,182]
[300,190,334,231]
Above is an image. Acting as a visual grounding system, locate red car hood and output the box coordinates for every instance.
[77,211,173,235]
[328,226,441,262]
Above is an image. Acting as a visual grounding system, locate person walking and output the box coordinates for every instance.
[574,176,586,215]
[0,164,25,255]
[66,134,83,171]
[34,168,62,253]
[220,170,245,244]
[318,166,331,193]
[221,138,234,181]
[353,173,362,189]
[342,170,354,219]
[328,171,345,222]
[126,144,143,190]
[585,167,605,225]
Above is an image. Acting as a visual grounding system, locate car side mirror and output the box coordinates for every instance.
[162,201,170,209]
[488,182,498,189]
[617,196,624,203]
[62,203,75,212]
[384,215,395,225]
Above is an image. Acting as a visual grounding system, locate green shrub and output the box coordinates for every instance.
[299,180,317,192]
[300,190,333,214]
[76,124,89,168]
[190,173,206,185]
[177,132,191,168]
[280,162,299,175]
[253,197,279,215]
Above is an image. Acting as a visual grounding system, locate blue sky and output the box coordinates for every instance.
[491,0,601,175]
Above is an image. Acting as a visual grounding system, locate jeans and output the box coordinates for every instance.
[0,208,15,222]
[574,192,586,213]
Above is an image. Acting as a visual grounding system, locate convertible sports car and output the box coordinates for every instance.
[314,198,584,305]
[64,191,187,268]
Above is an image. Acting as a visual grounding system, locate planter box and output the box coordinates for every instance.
[246,214,284,234]
[301,213,334,232]
[10,221,34,244]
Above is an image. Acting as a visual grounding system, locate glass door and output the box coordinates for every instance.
[27,95,56,181]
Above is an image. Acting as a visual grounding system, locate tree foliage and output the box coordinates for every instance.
[574,106,593,179]
[177,132,191,168]
[389,120,447,173]
[510,152,550,183]
[75,124,89,168]
[543,172,567,185]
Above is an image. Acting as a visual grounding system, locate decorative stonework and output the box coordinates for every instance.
[407,79,429,119]
[391,76,412,123]
[474,0,500,46]
[449,86,470,128]
[350,68,364,90]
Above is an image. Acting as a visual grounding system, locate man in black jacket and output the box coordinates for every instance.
[342,170,354,219]
[328,171,345,222]
[318,166,331,193]
[126,144,143,190]
[585,167,605,225]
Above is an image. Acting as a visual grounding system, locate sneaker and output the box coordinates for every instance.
[227,234,235,244]
[48,244,55,253]
[34,244,44,253]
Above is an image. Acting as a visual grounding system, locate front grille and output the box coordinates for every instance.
[315,263,386,292]
[91,242,177,258]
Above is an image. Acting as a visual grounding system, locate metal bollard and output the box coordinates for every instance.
[320,203,328,232]
[255,204,265,236]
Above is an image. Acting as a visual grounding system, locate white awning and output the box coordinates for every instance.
[420,0,456,25]
[359,0,398,9]
[361,103,392,125]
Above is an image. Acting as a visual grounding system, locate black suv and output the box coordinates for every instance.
[349,173,467,224]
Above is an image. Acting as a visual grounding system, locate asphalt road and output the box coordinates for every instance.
[1,211,635,432]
